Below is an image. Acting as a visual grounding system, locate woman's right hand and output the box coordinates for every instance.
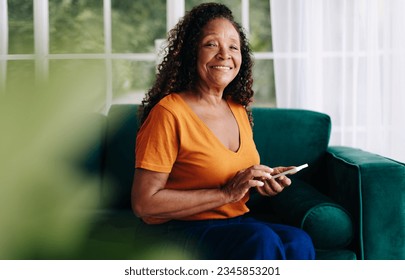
[221,165,273,203]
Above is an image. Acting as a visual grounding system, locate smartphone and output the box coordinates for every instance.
[271,163,308,179]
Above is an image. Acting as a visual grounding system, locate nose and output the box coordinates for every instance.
[217,47,231,60]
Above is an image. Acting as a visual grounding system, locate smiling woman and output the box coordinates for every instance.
[131,2,315,260]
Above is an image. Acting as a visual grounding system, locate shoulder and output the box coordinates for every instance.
[155,93,185,113]
[143,93,186,125]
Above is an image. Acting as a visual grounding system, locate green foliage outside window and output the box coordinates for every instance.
[7,0,34,54]
[111,0,166,53]
[49,0,104,54]
[6,0,275,105]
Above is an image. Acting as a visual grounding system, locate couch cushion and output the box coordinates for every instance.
[315,249,357,260]
[301,202,353,250]
[266,179,353,250]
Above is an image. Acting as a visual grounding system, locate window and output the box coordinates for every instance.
[1,0,276,110]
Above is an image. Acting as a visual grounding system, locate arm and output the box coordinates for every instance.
[131,166,274,223]
[132,168,228,222]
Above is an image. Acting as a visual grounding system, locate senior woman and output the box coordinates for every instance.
[132,2,315,260]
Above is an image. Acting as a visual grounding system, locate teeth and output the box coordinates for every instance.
[212,66,231,69]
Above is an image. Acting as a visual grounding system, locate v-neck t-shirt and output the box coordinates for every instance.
[135,93,260,224]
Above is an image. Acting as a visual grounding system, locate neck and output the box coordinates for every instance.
[191,84,224,106]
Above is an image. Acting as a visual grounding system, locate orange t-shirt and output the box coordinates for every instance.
[135,93,260,224]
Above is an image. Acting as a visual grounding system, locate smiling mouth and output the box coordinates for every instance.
[211,65,233,70]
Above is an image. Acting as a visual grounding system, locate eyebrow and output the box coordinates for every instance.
[201,33,240,43]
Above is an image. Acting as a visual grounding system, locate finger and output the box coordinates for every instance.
[244,168,272,182]
[256,180,282,196]
[236,166,273,186]
[255,185,269,196]
[248,179,265,188]
[266,179,285,193]
[252,164,274,173]
[255,184,278,197]
[276,166,295,173]
[276,176,291,187]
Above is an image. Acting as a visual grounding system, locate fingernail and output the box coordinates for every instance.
[257,181,264,187]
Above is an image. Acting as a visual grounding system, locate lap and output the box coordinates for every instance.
[136,216,315,259]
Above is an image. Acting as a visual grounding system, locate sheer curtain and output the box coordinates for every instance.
[270,0,405,163]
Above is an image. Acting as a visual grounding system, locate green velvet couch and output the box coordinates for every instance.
[81,104,405,260]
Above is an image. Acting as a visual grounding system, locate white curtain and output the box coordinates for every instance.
[270,0,405,163]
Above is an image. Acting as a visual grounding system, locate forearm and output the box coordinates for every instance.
[132,187,228,221]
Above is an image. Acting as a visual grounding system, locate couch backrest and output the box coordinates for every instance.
[252,107,331,182]
[101,105,331,209]
[101,104,139,209]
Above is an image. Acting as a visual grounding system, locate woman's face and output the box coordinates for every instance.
[196,18,242,92]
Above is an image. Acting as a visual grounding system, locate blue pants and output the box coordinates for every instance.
[137,216,315,260]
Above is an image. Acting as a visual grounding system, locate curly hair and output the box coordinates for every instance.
[139,2,255,126]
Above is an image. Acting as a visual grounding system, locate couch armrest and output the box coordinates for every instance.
[326,146,405,260]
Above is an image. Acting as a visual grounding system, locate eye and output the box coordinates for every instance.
[206,43,217,47]
[230,45,239,50]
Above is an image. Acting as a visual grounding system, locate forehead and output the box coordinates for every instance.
[201,18,240,41]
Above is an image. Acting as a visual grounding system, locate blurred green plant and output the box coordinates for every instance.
[0,63,105,259]
[0,60,189,260]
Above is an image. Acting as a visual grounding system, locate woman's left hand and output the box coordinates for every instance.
[255,166,293,197]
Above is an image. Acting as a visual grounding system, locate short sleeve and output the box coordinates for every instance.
[135,105,179,173]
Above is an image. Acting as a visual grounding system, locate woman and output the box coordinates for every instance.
[132,2,315,260]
